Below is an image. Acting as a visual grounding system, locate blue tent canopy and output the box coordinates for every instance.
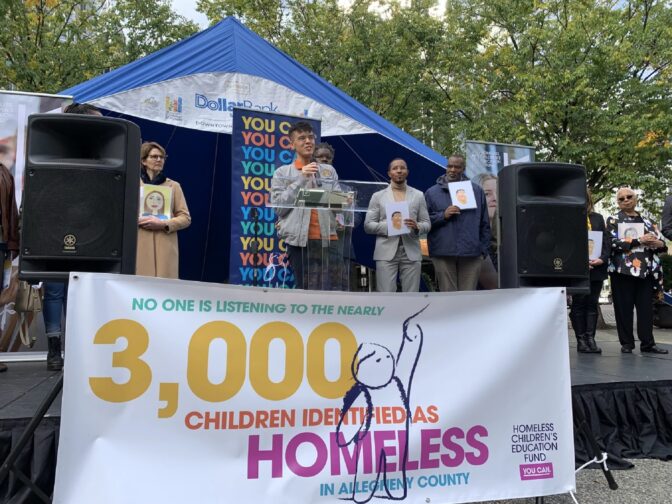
[62,17,446,282]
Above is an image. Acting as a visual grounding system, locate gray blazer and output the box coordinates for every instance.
[364,185,431,261]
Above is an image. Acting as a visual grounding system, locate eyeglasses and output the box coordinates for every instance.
[618,194,634,202]
[147,154,167,161]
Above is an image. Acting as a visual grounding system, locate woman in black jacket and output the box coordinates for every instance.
[606,188,668,354]
[569,190,609,353]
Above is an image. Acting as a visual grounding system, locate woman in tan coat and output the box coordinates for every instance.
[136,142,191,278]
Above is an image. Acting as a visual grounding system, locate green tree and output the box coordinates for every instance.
[197,0,285,42]
[102,0,200,65]
[197,0,672,207]
[197,0,446,147]
[441,0,672,209]
[0,0,198,93]
[5,0,668,205]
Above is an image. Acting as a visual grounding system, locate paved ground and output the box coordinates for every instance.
[472,303,672,504]
[473,457,671,503]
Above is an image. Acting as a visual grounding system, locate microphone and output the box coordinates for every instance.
[313,163,322,187]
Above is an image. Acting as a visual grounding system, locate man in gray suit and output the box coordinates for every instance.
[364,158,431,292]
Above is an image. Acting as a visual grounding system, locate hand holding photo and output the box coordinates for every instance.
[448,181,477,209]
[588,230,602,261]
[140,184,172,220]
[618,222,645,252]
[617,223,644,241]
[386,201,410,236]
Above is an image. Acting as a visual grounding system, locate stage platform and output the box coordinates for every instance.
[1,307,671,502]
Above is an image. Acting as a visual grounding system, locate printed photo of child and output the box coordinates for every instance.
[140,184,172,220]
[448,181,477,210]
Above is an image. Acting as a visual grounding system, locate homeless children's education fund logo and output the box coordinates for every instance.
[511,422,558,481]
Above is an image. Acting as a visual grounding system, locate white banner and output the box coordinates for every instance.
[92,73,374,136]
[55,274,575,504]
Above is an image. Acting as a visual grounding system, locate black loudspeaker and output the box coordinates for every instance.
[498,162,589,294]
[20,114,141,281]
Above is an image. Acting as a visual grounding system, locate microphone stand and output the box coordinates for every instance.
[250,207,260,287]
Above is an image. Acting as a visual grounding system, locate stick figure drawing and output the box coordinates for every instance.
[336,305,429,503]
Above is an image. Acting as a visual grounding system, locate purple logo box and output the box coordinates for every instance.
[519,463,554,480]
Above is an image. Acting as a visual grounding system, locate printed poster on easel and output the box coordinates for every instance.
[0,90,73,358]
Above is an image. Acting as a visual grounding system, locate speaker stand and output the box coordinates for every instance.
[572,394,618,489]
[0,371,63,503]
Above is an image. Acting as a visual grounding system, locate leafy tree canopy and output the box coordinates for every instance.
[2,0,670,210]
[0,0,198,92]
[198,0,672,208]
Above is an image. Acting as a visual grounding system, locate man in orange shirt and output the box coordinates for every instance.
[271,121,342,289]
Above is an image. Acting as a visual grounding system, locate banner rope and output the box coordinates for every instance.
[567,452,610,504]
[575,451,609,473]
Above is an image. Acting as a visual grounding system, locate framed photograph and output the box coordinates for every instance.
[140,184,172,220]
[385,201,410,236]
[588,230,602,261]
[448,181,477,210]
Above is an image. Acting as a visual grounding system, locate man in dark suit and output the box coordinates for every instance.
[424,155,491,291]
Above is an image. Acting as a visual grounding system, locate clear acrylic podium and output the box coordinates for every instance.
[268,176,387,291]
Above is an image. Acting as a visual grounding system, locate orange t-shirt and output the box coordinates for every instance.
[294,159,336,240]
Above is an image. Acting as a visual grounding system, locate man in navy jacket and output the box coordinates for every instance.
[424,155,491,291]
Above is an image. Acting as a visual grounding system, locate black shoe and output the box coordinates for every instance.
[641,345,669,354]
[585,337,602,354]
[0,362,7,373]
[621,346,633,353]
[576,336,590,353]
[47,337,64,371]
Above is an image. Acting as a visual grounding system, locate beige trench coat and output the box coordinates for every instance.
[136,178,191,278]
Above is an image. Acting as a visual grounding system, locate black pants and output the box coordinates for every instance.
[609,273,656,350]
[569,280,603,338]
[287,240,344,291]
